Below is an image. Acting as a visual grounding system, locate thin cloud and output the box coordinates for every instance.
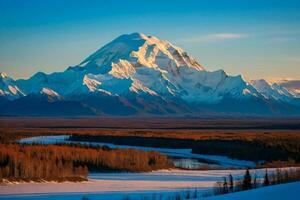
[181,33,248,43]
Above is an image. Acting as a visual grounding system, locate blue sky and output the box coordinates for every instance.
[0,0,300,79]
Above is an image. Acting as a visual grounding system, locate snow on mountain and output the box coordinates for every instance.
[0,72,24,100]
[250,79,298,101]
[80,33,204,73]
[16,70,87,97]
[266,78,300,98]
[72,33,260,103]
[40,87,59,97]
[14,33,233,102]
[1,33,300,116]
[40,87,63,102]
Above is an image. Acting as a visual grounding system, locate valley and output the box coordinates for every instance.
[0,117,300,199]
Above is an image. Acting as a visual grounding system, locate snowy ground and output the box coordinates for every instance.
[19,135,256,168]
[0,168,290,199]
[2,181,299,200]
[207,181,300,200]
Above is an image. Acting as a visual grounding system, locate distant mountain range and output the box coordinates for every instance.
[1,33,300,116]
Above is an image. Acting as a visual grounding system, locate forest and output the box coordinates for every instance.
[0,118,299,182]
[0,144,172,182]
[69,134,300,164]
[213,168,300,196]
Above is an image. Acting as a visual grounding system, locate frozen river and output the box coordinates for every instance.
[19,135,256,169]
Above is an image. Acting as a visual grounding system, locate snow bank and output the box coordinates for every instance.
[0,168,289,196]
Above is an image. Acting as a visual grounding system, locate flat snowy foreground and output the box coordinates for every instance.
[207,181,300,200]
[0,168,291,199]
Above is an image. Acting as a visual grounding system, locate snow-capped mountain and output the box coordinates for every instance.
[250,79,300,104]
[266,78,300,98]
[0,33,299,116]
[251,80,292,100]
[0,72,24,100]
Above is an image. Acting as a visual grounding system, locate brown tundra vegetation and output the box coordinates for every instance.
[0,144,172,182]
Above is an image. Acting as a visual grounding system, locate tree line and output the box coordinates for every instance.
[0,144,172,182]
[69,134,300,163]
[213,168,300,196]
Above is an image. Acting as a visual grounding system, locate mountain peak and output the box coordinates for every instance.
[0,72,8,79]
[79,33,204,73]
[116,32,148,40]
[0,72,24,100]
[1,34,300,116]
[115,32,162,44]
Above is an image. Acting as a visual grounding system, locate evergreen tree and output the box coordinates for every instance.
[253,174,257,188]
[223,177,229,194]
[242,169,252,190]
[229,174,234,192]
[264,170,270,186]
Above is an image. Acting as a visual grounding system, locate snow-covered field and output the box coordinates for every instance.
[0,168,290,199]
[19,135,256,168]
[207,181,300,200]
[2,181,299,200]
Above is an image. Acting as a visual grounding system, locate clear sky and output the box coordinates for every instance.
[0,0,300,80]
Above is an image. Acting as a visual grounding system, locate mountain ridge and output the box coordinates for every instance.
[1,33,300,116]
